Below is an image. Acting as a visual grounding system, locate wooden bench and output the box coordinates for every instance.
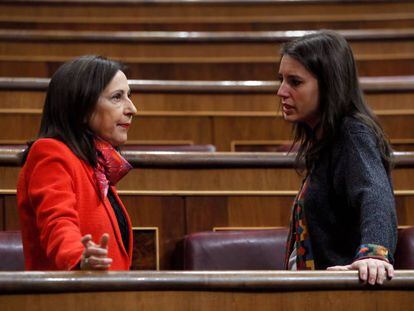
[0,271,413,310]
[0,109,413,150]
[1,150,414,268]
[0,29,413,79]
[1,76,414,111]
[1,0,413,31]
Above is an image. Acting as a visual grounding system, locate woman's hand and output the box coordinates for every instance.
[327,258,394,285]
[80,233,113,270]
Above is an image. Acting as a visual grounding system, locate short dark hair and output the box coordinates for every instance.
[23,55,125,166]
[280,30,392,173]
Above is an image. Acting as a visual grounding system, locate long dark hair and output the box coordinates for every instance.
[280,30,393,174]
[22,55,125,167]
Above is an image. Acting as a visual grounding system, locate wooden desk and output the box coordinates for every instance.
[1,0,414,31]
[1,76,414,111]
[0,271,413,311]
[1,151,414,268]
[0,29,413,79]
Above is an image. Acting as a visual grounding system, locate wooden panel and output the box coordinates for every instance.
[186,195,294,232]
[131,227,159,270]
[0,91,45,110]
[1,36,414,58]
[1,1,413,19]
[1,58,413,79]
[4,190,414,269]
[0,285,414,311]
[0,167,302,191]
[119,168,302,191]
[2,88,414,112]
[0,113,213,145]
[394,195,414,227]
[4,192,414,229]
[2,112,412,149]
[366,92,414,110]
[185,196,229,233]
[2,13,414,32]
[0,195,4,230]
[121,195,185,270]
[3,165,414,192]
[4,195,19,230]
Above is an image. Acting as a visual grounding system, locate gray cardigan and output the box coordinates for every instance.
[304,117,398,269]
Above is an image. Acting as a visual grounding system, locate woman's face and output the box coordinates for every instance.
[88,70,137,147]
[277,55,320,128]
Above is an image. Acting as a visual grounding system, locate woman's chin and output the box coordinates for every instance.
[283,114,297,124]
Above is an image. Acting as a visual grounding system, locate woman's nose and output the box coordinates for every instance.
[276,81,288,98]
[125,98,138,116]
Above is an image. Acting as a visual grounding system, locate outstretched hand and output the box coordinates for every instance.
[327,258,394,285]
[80,233,113,270]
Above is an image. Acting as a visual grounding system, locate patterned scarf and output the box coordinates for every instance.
[94,138,132,199]
[284,177,315,270]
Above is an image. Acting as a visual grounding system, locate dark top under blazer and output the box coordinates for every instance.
[304,117,398,269]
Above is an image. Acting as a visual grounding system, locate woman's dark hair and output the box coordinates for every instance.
[280,30,393,174]
[22,55,125,166]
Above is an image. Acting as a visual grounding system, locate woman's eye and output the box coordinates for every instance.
[290,79,302,87]
[112,93,122,101]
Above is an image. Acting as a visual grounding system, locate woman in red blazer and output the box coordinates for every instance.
[17,55,137,270]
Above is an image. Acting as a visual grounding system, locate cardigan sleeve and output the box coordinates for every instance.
[25,140,84,270]
[336,120,397,263]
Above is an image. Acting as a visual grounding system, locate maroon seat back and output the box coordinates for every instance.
[180,229,288,270]
[0,230,24,271]
[395,227,414,269]
[120,144,216,152]
[180,227,414,270]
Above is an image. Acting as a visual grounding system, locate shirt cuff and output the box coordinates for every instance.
[354,244,392,263]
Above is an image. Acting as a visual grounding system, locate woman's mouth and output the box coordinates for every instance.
[118,123,130,129]
[282,104,295,113]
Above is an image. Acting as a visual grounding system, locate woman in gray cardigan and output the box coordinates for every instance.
[277,30,397,285]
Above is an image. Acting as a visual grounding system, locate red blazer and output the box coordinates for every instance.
[17,138,133,270]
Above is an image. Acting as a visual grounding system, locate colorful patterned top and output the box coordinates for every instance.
[285,177,315,270]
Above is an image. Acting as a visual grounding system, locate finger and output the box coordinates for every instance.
[81,258,112,271]
[327,265,350,271]
[354,261,368,282]
[81,234,93,247]
[83,246,109,258]
[367,261,378,285]
[87,256,113,267]
[99,233,110,249]
[89,264,112,270]
[376,264,386,285]
[386,263,395,278]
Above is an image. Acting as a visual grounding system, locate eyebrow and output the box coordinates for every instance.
[109,89,130,95]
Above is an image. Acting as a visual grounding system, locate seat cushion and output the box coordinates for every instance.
[0,230,24,271]
[181,229,288,270]
[394,227,414,269]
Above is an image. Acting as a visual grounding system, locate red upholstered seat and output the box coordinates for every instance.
[179,229,288,270]
[1,227,413,271]
[120,144,216,152]
[394,227,414,269]
[179,227,414,270]
[0,230,24,271]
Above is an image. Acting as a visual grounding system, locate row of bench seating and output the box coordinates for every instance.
[0,76,414,150]
[2,0,414,272]
[2,226,414,271]
[1,150,414,269]
[1,76,413,111]
[1,0,413,31]
[0,29,414,79]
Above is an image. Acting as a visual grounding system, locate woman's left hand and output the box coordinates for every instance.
[327,258,394,285]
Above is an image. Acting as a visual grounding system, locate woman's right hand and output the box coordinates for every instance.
[80,233,113,270]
